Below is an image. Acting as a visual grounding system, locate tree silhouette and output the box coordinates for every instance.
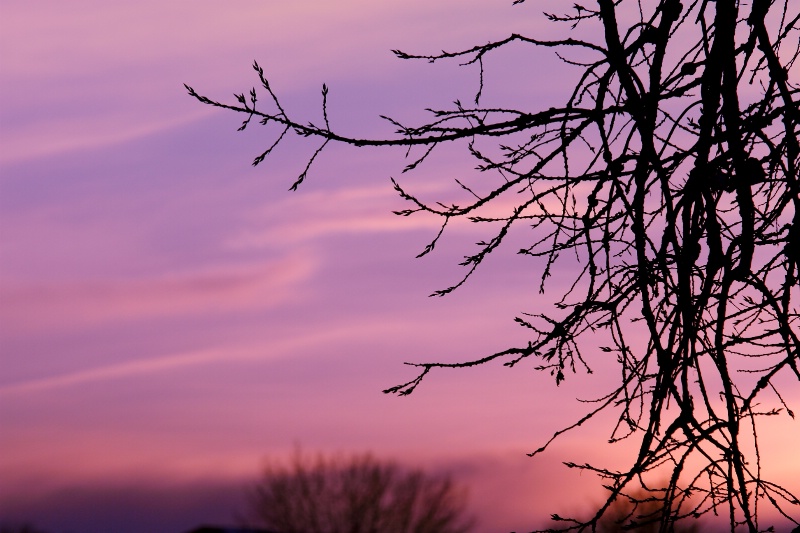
[243,451,473,533]
[187,1,799,531]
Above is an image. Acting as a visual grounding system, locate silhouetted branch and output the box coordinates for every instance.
[189,0,800,530]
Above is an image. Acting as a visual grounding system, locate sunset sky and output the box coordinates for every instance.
[1,2,798,532]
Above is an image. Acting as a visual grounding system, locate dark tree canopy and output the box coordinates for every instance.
[188,0,799,531]
[244,452,473,533]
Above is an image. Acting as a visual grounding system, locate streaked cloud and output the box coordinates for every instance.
[227,180,568,248]
[0,111,212,164]
[228,184,441,248]
[0,252,316,333]
[0,321,366,395]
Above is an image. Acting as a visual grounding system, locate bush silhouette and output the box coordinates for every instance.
[244,451,473,533]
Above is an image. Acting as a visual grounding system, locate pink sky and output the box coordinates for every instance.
[1,2,798,532]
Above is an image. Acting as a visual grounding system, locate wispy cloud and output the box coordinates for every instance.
[0,347,240,395]
[0,252,316,333]
[0,111,212,164]
[0,320,385,395]
[230,186,421,247]
[227,182,501,248]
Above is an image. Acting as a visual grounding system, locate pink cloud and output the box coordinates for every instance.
[0,252,316,334]
[0,111,212,165]
[228,184,442,248]
[0,327,359,395]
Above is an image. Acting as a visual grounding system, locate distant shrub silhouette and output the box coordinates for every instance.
[0,525,48,533]
[549,485,702,532]
[245,451,473,533]
[595,496,700,532]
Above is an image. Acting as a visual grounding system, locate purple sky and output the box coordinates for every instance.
[1,2,798,532]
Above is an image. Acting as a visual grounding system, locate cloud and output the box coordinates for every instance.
[0,332,305,396]
[227,184,443,248]
[0,476,247,533]
[0,347,249,395]
[0,252,316,334]
[225,181,558,249]
[0,110,212,164]
[0,448,605,533]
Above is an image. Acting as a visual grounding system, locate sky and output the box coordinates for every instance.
[0,2,798,532]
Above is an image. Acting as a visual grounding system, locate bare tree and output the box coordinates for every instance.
[187,0,799,531]
[244,452,473,533]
